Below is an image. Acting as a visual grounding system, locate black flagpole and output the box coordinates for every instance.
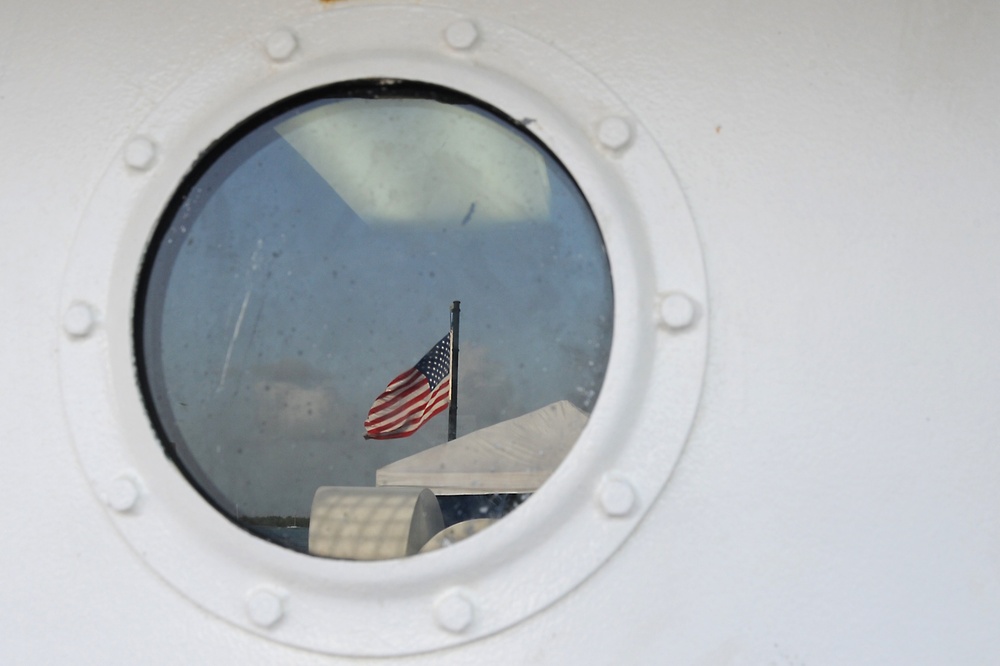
[448,300,460,441]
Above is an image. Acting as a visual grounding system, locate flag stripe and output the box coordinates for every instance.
[367,375,431,416]
[374,396,450,437]
[368,376,450,424]
[366,379,450,433]
[366,384,448,434]
[366,387,431,428]
[374,399,450,439]
[368,394,448,437]
[366,391,431,430]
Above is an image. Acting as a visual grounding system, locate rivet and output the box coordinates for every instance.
[660,293,697,330]
[124,136,156,171]
[598,476,636,518]
[444,20,479,50]
[246,588,284,628]
[597,116,633,151]
[63,302,95,338]
[105,475,141,513]
[434,589,474,633]
[265,29,298,62]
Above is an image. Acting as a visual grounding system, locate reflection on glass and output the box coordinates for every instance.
[137,82,613,558]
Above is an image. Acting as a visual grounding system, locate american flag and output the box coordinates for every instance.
[364,334,452,439]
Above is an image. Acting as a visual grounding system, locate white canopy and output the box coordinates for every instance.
[375,400,588,495]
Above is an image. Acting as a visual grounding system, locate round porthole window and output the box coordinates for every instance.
[61,9,705,654]
[135,80,614,559]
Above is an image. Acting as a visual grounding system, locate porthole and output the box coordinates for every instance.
[60,8,705,653]
[135,80,614,559]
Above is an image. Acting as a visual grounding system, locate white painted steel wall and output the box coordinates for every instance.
[3,1,999,663]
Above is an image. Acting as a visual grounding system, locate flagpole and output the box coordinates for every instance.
[448,300,460,441]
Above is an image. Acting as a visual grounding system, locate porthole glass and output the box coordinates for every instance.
[135,81,613,559]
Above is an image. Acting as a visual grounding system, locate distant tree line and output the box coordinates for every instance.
[241,515,310,528]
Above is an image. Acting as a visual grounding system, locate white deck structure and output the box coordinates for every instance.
[376,401,587,495]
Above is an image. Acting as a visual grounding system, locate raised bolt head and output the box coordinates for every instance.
[598,477,635,517]
[660,293,697,330]
[106,476,140,513]
[597,116,632,151]
[246,588,284,628]
[64,302,95,338]
[444,20,479,50]
[265,29,298,62]
[124,136,156,171]
[434,589,474,633]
